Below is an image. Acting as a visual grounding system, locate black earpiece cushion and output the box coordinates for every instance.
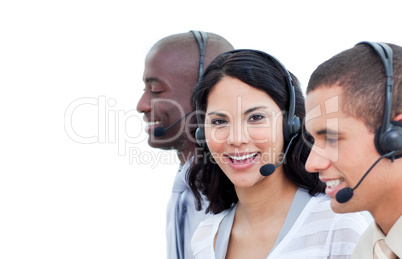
[374,121,402,159]
[195,127,206,148]
[284,115,301,142]
[291,116,301,138]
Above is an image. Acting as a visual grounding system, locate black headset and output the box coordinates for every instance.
[190,30,208,82]
[357,41,402,160]
[194,49,301,149]
[189,30,209,148]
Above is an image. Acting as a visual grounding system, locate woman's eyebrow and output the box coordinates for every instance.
[207,111,229,118]
[244,106,268,115]
[207,106,268,117]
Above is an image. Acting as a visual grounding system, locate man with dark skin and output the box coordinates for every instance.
[137,31,233,259]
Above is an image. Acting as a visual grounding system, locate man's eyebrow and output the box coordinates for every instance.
[144,77,158,83]
[316,128,339,135]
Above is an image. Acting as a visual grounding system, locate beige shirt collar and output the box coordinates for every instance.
[383,215,402,258]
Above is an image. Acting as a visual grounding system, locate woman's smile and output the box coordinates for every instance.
[224,152,260,170]
[205,77,285,187]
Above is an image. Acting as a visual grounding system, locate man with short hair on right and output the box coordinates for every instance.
[304,41,402,258]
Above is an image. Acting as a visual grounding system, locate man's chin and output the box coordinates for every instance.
[147,138,174,150]
[330,198,356,214]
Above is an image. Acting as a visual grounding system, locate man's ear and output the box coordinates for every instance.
[394,114,402,122]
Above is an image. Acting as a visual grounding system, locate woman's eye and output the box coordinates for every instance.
[249,114,265,122]
[211,119,227,125]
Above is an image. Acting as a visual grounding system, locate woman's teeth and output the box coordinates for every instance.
[326,179,341,188]
[229,153,257,161]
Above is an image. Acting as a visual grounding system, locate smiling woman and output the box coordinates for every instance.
[187,50,369,259]
[204,77,285,188]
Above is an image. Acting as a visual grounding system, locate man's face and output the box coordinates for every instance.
[137,47,194,150]
[304,85,393,214]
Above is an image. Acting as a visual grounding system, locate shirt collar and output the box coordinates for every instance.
[385,215,402,257]
[172,159,192,193]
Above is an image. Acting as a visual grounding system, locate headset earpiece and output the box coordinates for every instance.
[357,41,402,160]
[284,115,301,142]
[195,127,206,148]
[281,65,301,142]
[375,121,402,159]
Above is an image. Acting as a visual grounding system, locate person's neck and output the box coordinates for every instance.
[234,170,298,224]
[370,187,402,235]
[176,142,196,165]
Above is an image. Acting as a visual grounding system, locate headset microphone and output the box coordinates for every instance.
[260,133,298,177]
[153,112,191,137]
[335,150,396,203]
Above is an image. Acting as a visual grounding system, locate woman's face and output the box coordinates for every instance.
[205,76,285,189]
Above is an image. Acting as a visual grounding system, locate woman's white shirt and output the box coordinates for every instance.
[191,194,368,259]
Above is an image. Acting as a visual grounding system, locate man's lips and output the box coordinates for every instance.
[320,177,345,197]
[326,179,341,188]
[144,120,161,133]
[146,121,161,127]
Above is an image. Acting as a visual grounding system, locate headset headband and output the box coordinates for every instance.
[356,41,394,137]
[190,30,208,82]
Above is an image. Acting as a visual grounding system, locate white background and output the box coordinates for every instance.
[1,0,401,258]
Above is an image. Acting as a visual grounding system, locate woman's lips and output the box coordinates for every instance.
[226,152,259,170]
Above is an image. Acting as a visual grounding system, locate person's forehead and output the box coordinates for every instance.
[154,42,195,58]
[306,86,343,110]
[305,86,344,130]
[207,77,279,111]
[143,49,179,80]
[146,46,196,74]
